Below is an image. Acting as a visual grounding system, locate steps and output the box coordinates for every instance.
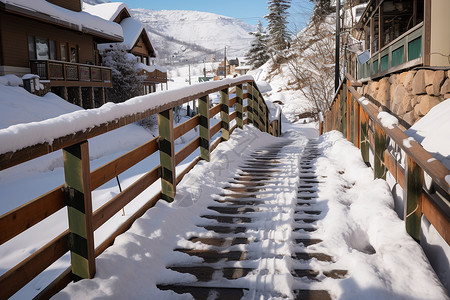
[157,140,347,299]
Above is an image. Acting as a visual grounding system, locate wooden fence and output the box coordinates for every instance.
[0,78,281,299]
[320,73,449,247]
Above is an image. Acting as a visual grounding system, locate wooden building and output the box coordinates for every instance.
[84,2,168,94]
[353,0,450,80]
[0,0,124,108]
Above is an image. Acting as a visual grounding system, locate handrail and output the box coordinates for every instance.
[320,73,450,247]
[0,77,282,299]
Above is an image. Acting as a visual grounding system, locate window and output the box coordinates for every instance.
[136,56,142,63]
[143,56,148,66]
[60,43,67,61]
[70,45,77,63]
[27,36,57,60]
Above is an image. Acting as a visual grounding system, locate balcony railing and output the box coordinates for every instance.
[140,69,167,84]
[358,23,423,80]
[30,60,112,88]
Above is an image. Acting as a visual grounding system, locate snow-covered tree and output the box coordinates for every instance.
[101,45,144,103]
[246,21,270,69]
[265,0,291,52]
[310,0,333,22]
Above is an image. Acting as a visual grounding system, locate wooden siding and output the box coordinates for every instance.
[131,34,154,57]
[46,0,81,12]
[0,11,95,69]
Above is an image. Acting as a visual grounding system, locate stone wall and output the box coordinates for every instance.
[357,69,450,126]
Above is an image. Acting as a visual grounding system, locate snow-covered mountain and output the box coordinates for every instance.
[131,9,256,65]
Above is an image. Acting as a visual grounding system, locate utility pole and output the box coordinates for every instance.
[335,0,341,92]
[224,46,227,79]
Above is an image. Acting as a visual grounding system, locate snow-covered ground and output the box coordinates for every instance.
[51,122,448,299]
[1,72,449,299]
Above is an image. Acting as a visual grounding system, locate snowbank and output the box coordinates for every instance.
[405,99,450,169]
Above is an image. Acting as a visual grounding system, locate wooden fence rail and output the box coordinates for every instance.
[0,79,282,299]
[320,73,449,246]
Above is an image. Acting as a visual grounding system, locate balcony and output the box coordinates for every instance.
[30,60,112,88]
[140,69,167,84]
[358,23,423,80]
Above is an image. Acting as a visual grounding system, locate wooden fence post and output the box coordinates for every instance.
[236,84,244,129]
[247,82,254,125]
[158,108,176,202]
[360,107,370,164]
[198,95,210,161]
[347,82,351,141]
[405,156,423,242]
[63,141,95,281]
[252,85,260,130]
[374,123,387,179]
[220,88,230,141]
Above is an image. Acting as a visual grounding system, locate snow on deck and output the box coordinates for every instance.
[52,124,448,299]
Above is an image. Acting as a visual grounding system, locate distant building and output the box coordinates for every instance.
[0,0,123,108]
[84,2,168,94]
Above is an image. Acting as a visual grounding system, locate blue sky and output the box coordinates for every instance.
[121,0,314,31]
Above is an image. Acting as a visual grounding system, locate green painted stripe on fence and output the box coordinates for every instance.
[70,252,90,280]
[67,207,87,239]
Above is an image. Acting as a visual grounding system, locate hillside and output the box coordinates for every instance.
[131,9,255,64]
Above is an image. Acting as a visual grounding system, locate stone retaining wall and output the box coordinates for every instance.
[357,69,450,126]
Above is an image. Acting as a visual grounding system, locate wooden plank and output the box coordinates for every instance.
[63,141,95,280]
[0,231,69,299]
[384,151,397,181]
[347,82,351,141]
[34,267,72,300]
[0,79,252,171]
[230,111,237,122]
[210,103,221,118]
[93,166,160,230]
[94,192,162,257]
[229,96,237,106]
[348,85,449,195]
[422,192,450,245]
[210,121,222,137]
[397,163,406,190]
[175,137,200,165]
[0,185,65,245]
[174,115,199,140]
[90,137,158,190]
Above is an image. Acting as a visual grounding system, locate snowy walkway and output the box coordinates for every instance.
[55,125,448,300]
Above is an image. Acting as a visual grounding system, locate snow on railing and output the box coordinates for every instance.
[0,75,282,300]
[320,73,449,249]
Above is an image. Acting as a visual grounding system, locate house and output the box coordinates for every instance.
[217,57,230,77]
[83,2,168,94]
[0,0,124,108]
[349,0,450,126]
[235,57,251,75]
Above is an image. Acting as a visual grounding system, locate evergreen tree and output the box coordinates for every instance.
[246,21,271,69]
[310,0,333,22]
[265,0,291,52]
[101,44,144,103]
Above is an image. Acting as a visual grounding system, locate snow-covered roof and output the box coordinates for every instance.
[98,17,152,53]
[82,2,129,22]
[0,0,123,41]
